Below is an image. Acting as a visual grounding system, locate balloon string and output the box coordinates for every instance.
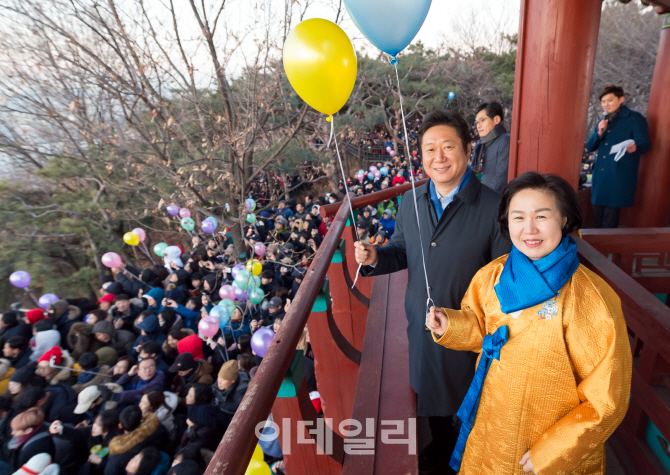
[25,289,39,307]
[393,63,433,315]
[140,242,156,266]
[329,117,363,289]
[122,266,155,289]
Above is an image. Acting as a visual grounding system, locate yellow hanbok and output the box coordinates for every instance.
[433,255,632,474]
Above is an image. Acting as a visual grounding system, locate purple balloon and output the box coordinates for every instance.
[38,293,59,310]
[9,271,31,289]
[231,264,246,279]
[201,220,216,234]
[251,328,275,358]
[166,203,180,216]
[233,285,248,302]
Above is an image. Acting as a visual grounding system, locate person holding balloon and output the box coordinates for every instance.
[355,110,511,472]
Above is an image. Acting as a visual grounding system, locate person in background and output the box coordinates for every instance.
[586,85,651,228]
[472,101,510,194]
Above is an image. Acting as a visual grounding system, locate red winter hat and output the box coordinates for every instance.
[26,309,48,325]
[177,334,205,361]
[38,346,62,366]
[97,294,115,305]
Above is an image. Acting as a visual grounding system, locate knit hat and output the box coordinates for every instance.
[10,365,35,385]
[169,353,198,373]
[218,360,239,382]
[34,319,55,333]
[11,453,51,475]
[177,334,205,361]
[74,386,102,414]
[97,293,116,305]
[95,346,118,367]
[187,404,218,427]
[25,309,47,325]
[105,282,124,295]
[10,408,45,431]
[38,346,62,365]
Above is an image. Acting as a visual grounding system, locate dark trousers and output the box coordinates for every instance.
[593,204,620,229]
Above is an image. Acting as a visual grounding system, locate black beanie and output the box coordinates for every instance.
[34,319,54,333]
[10,364,35,385]
[2,311,17,327]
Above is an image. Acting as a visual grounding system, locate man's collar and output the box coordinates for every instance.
[428,166,473,200]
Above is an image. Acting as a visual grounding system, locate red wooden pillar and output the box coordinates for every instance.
[508,0,603,187]
[624,14,670,228]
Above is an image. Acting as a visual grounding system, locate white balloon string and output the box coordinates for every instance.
[394,63,432,313]
[330,117,364,289]
[122,266,155,289]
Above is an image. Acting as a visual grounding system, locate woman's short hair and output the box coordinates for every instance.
[498,172,582,239]
[418,110,471,153]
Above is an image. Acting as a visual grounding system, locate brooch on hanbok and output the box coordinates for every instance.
[537,294,560,320]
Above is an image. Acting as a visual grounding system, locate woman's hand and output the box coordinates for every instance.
[49,420,63,435]
[519,451,538,474]
[426,306,448,338]
[89,454,102,465]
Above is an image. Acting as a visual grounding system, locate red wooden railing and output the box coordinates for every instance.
[577,231,670,474]
[205,181,422,475]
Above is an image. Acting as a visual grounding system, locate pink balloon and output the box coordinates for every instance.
[374,170,381,178]
[389,150,396,157]
[219,284,236,301]
[254,242,266,257]
[179,208,191,218]
[132,228,146,242]
[101,252,122,268]
[198,316,219,338]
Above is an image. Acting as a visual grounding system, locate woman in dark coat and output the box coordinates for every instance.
[2,408,54,469]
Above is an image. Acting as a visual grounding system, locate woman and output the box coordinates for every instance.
[139,389,178,441]
[427,172,632,475]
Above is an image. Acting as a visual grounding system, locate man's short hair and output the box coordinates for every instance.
[5,336,28,351]
[78,352,99,371]
[113,294,130,303]
[598,85,624,100]
[261,270,274,280]
[418,110,471,153]
[119,405,143,432]
[140,340,162,358]
[475,101,504,122]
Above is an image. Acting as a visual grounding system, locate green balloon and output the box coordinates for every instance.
[249,288,265,304]
[234,270,250,289]
[252,276,261,288]
[153,242,168,257]
[180,217,195,231]
[218,299,236,315]
[246,213,256,224]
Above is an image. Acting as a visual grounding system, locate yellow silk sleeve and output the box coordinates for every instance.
[530,271,632,474]
[432,266,490,353]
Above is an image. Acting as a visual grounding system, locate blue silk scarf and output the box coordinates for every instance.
[494,235,580,314]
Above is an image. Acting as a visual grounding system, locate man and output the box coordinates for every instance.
[139,340,169,373]
[472,101,510,194]
[265,297,285,327]
[3,336,31,369]
[294,203,307,220]
[587,85,651,228]
[109,294,141,332]
[355,110,511,473]
[169,352,214,403]
[0,311,32,347]
[211,360,250,430]
[109,357,165,404]
[46,300,80,348]
[73,385,106,421]
[36,346,84,424]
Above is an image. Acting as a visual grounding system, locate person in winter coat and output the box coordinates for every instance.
[142,288,165,315]
[586,85,652,228]
[116,267,160,298]
[472,101,511,194]
[0,312,32,348]
[92,320,135,356]
[46,300,81,350]
[378,209,396,238]
[354,110,511,472]
[104,406,167,475]
[67,322,106,360]
[0,358,14,394]
[168,353,214,403]
[180,404,225,452]
[109,295,142,333]
[139,389,178,441]
[2,408,54,469]
[176,335,205,361]
[35,347,84,424]
[3,336,32,369]
[29,320,61,363]
[109,357,165,405]
[131,314,166,357]
[211,360,249,426]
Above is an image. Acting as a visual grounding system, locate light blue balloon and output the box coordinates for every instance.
[344,0,432,62]
[448,91,455,100]
[380,166,389,176]
[204,216,218,227]
[367,172,374,180]
[210,305,231,328]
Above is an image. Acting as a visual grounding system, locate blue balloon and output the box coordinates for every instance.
[448,91,455,100]
[380,166,389,176]
[204,216,218,227]
[344,0,432,62]
[367,172,374,180]
[210,305,231,328]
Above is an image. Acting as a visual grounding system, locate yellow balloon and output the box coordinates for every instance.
[251,444,264,462]
[245,460,271,475]
[246,259,261,273]
[252,262,262,276]
[123,232,140,246]
[283,19,357,116]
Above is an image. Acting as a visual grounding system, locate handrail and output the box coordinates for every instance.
[320,178,429,218]
[204,193,352,475]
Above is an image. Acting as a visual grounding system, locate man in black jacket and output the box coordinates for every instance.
[212,360,249,430]
[472,101,511,194]
[2,336,31,368]
[355,110,511,473]
[0,312,32,348]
